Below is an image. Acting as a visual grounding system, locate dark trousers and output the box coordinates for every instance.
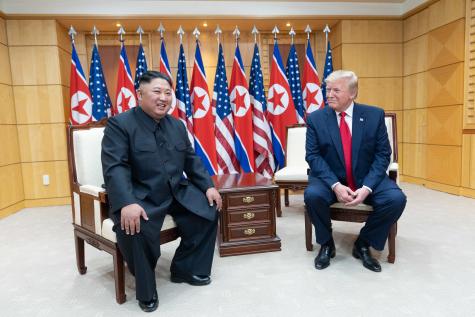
[304,177,406,251]
[114,200,218,301]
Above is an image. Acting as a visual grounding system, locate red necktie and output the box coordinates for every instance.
[339,112,356,191]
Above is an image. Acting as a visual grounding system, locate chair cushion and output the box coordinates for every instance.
[330,202,373,211]
[274,166,308,182]
[101,215,178,243]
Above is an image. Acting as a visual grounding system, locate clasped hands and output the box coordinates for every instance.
[333,183,370,206]
[120,187,223,235]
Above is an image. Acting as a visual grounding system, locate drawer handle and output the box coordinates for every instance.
[243,228,256,236]
[243,212,255,220]
[242,196,255,204]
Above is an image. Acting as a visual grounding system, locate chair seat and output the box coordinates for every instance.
[274,166,308,182]
[330,202,373,211]
[102,215,177,243]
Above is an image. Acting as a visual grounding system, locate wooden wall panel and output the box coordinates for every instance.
[55,22,72,54]
[9,46,61,85]
[0,164,24,209]
[0,126,21,166]
[426,145,461,186]
[357,78,402,111]
[0,84,16,124]
[403,35,429,75]
[6,20,59,46]
[426,105,462,146]
[13,85,66,124]
[403,72,428,109]
[21,161,70,199]
[0,44,12,85]
[461,135,471,187]
[330,21,342,48]
[0,17,7,45]
[428,19,465,69]
[404,8,429,42]
[341,20,402,43]
[331,44,342,71]
[341,43,402,77]
[17,124,67,162]
[402,143,426,179]
[428,0,465,31]
[58,47,71,87]
[427,62,464,107]
[403,108,427,143]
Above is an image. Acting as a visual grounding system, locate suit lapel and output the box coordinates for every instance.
[326,107,345,167]
[351,103,365,172]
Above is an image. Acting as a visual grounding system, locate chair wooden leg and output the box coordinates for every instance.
[284,189,290,207]
[387,222,397,264]
[276,188,282,217]
[304,207,313,251]
[74,229,87,274]
[113,247,126,304]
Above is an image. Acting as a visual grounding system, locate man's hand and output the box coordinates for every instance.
[333,183,356,203]
[121,203,149,235]
[346,187,370,207]
[206,187,222,211]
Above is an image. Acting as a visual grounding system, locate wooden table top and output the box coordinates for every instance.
[211,173,278,193]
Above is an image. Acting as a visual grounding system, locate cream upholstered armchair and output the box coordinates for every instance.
[67,119,179,304]
[274,124,309,216]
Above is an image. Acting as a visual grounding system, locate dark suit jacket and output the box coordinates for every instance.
[101,107,216,225]
[305,103,398,193]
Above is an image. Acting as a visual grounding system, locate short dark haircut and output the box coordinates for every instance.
[138,70,173,88]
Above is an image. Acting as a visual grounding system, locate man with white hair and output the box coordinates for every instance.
[304,70,406,272]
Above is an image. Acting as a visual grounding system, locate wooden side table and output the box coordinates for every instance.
[212,173,281,257]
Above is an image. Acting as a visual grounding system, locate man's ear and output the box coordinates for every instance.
[136,89,142,101]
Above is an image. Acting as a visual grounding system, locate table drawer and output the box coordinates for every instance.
[227,223,272,241]
[227,208,271,225]
[226,190,271,208]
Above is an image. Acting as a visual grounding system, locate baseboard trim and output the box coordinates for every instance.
[24,197,70,208]
[0,201,25,219]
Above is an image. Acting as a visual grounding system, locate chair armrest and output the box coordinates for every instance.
[388,162,399,185]
[79,184,105,197]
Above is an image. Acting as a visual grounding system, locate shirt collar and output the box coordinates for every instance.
[136,106,160,132]
[335,102,354,118]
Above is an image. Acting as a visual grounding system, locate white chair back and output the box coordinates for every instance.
[384,116,395,164]
[73,127,105,187]
[286,126,308,168]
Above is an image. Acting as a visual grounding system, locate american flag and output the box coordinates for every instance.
[114,44,136,115]
[175,43,194,147]
[249,43,275,178]
[190,40,218,176]
[322,40,334,107]
[70,42,93,125]
[302,38,324,115]
[134,43,148,90]
[89,44,112,120]
[159,38,178,118]
[214,43,239,175]
[267,41,298,170]
[229,44,254,173]
[286,43,305,123]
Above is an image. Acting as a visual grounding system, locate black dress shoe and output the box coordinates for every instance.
[171,273,211,286]
[314,241,336,270]
[138,290,158,312]
[352,243,382,272]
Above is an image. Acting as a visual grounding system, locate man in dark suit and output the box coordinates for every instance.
[304,70,406,272]
[102,71,222,312]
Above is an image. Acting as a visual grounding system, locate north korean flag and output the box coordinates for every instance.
[70,42,93,125]
[159,39,178,119]
[190,40,218,176]
[302,38,324,115]
[267,42,298,169]
[229,44,254,173]
[114,44,136,115]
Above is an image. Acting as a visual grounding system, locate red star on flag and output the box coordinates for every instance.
[233,90,247,113]
[270,89,285,110]
[72,97,89,116]
[305,87,319,107]
[193,92,207,113]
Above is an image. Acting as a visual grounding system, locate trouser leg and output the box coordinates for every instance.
[168,202,218,276]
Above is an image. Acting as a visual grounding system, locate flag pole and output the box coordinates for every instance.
[251,25,259,45]
[215,25,222,49]
[289,26,295,45]
[68,26,76,44]
[136,25,144,44]
[272,25,279,43]
[192,26,200,45]
[323,24,331,48]
[158,22,165,40]
[91,25,99,47]
[232,25,240,48]
[305,24,312,41]
[118,26,125,46]
[177,25,184,44]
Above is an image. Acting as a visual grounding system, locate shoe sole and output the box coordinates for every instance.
[170,275,211,286]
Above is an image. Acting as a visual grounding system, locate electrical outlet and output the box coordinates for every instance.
[42,174,50,186]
